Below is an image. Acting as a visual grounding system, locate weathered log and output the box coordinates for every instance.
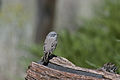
[25,56,120,80]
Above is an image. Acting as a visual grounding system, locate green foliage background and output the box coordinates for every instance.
[24,0,120,73]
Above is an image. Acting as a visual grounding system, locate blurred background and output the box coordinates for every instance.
[0,0,120,80]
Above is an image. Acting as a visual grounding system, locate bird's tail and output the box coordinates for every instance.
[42,52,50,65]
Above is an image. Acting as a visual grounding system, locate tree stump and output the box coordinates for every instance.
[25,56,120,80]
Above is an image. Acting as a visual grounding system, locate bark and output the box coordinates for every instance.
[25,56,120,80]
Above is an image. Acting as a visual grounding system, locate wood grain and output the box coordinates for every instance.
[25,56,120,80]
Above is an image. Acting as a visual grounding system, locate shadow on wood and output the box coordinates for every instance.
[25,56,120,80]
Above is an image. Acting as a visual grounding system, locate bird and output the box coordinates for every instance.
[42,31,58,65]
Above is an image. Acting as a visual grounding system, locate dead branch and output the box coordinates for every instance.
[25,56,120,80]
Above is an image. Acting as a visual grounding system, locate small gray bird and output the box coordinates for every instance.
[42,31,58,65]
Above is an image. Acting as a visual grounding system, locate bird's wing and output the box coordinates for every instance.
[51,39,57,52]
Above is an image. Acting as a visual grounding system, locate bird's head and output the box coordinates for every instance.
[47,31,57,38]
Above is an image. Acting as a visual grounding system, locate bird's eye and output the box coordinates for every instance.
[50,34,56,37]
